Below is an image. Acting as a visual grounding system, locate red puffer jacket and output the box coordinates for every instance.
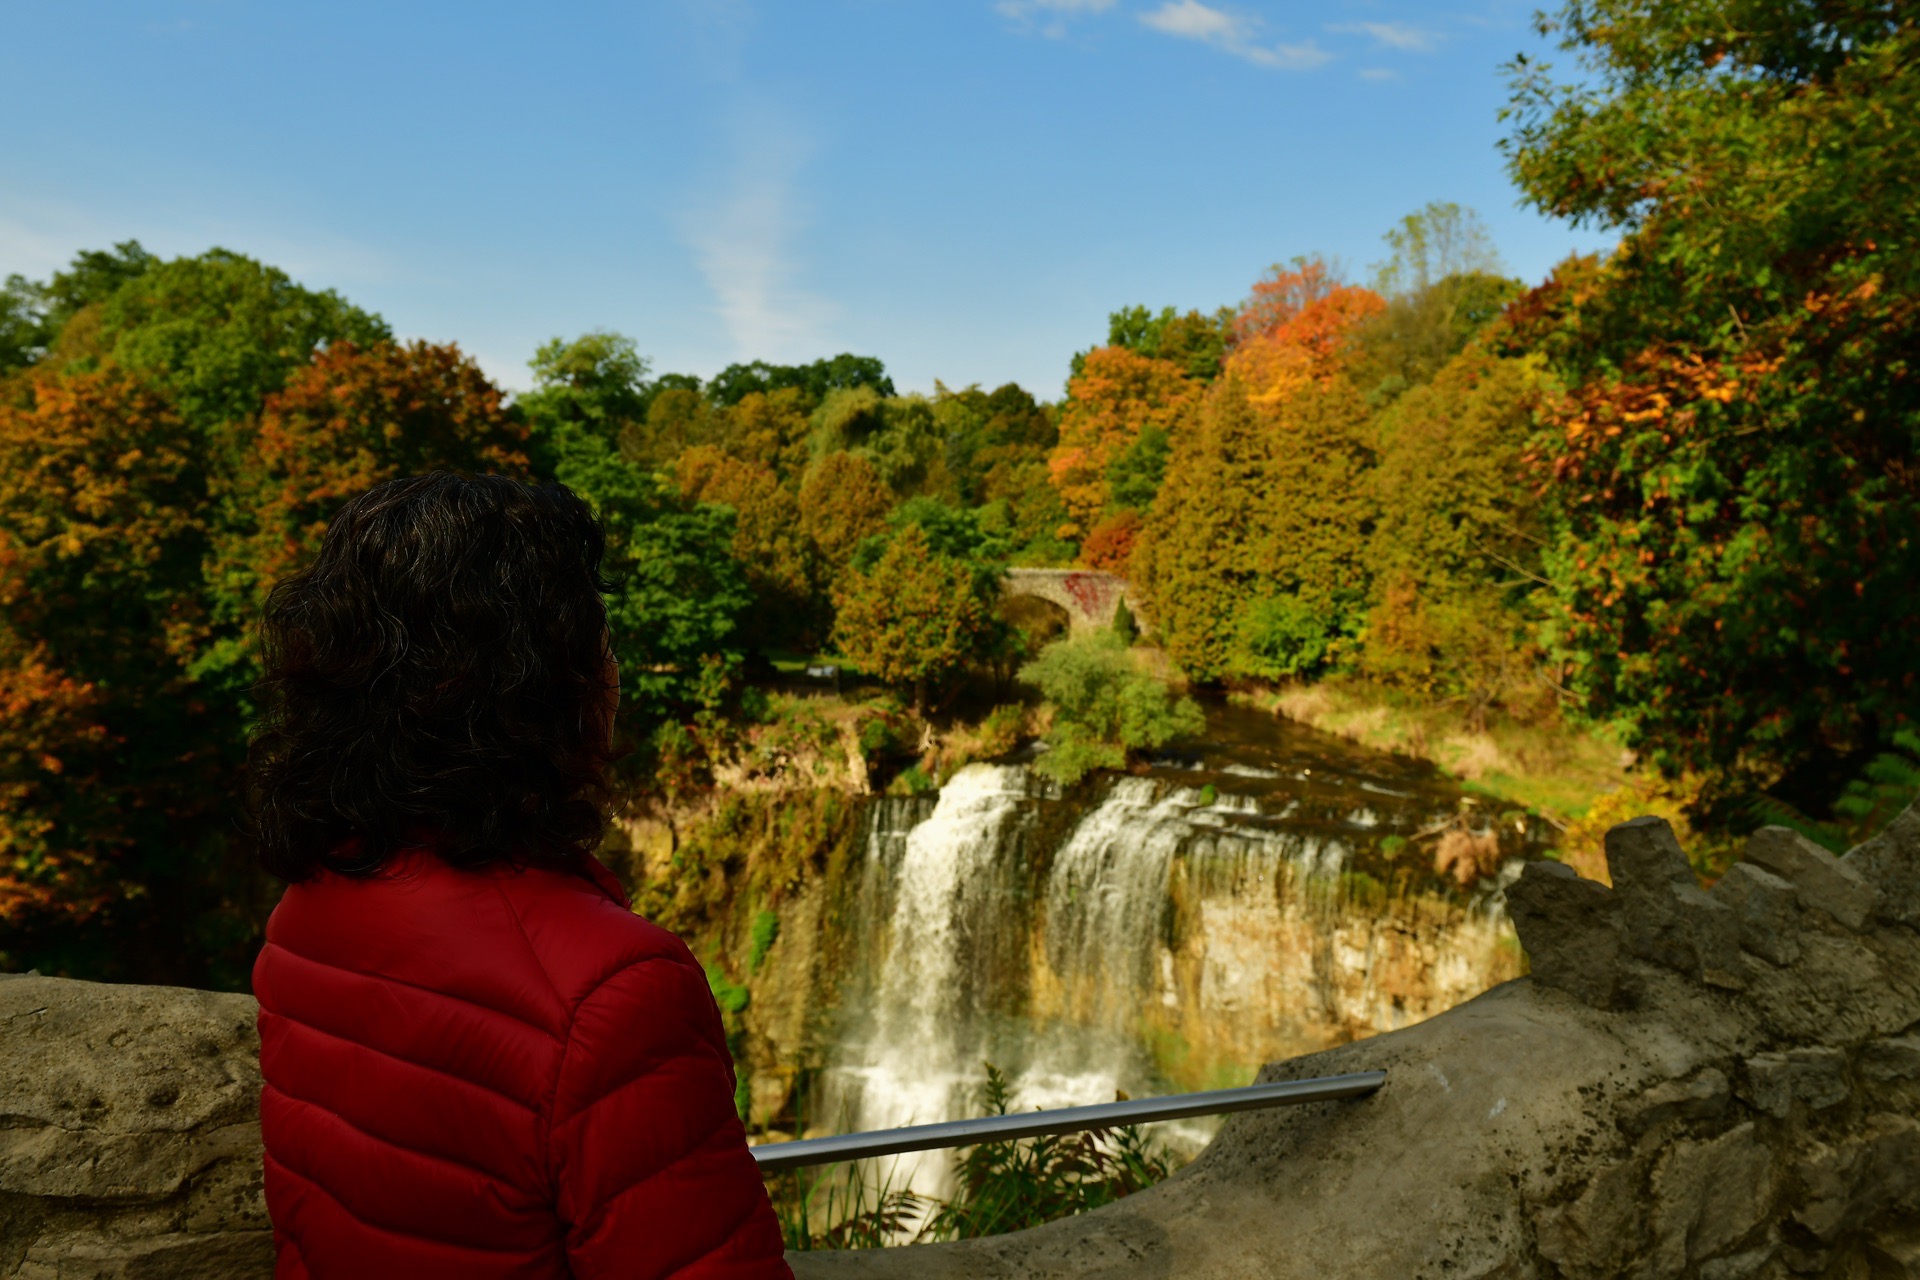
[253,844,792,1280]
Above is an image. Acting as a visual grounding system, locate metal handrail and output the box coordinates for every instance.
[750,1070,1386,1173]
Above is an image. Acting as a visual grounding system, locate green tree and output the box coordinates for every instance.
[931,381,1056,506]
[1349,270,1523,407]
[804,386,949,496]
[551,428,751,712]
[1132,380,1271,679]
[1020,630,1204,784]
[1371,202,1503,300]
[1365,347,1544,600]
[51,248,389,441]
[1104,425,1171,513]
[1502,0,1920,797]
[1075,306,1233,382]
[707,353,893,407]
[1135,376,1376,681]
[1,241,161,373]
[831,524,997,712]
[519,331,652,478]
[1358,346,1545,701]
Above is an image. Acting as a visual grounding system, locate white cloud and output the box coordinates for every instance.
[1139,0,1240,40]
[679,110,836,363]
[997,0,1116,38]
[1330,20,1441,53]
[1359,66,1400,81]
[997,0,1116,13]
[1139,1,1331,70]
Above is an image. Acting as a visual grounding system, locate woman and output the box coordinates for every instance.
[249,473,791,1279]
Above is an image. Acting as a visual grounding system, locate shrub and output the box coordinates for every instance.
[924,1064,1173,1240]
[1020,630,1205,785]
[1231,593,1345,681]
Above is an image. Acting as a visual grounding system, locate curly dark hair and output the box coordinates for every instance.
[248,472,618,881]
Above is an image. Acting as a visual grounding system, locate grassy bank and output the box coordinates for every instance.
[1237,678,1632,823]
[1231,677,1764,882]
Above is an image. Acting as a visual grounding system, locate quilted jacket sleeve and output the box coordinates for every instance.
[548,954,792,1279]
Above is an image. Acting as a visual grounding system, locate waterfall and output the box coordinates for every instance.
[816,764,1035,1195]
[810,754,1524,1200]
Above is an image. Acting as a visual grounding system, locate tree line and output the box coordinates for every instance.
[1,0,1913,985]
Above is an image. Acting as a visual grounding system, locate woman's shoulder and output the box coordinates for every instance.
[260,846,698,1029]
[490,854,701,1015]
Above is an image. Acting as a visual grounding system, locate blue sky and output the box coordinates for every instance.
[1,1,1610,398]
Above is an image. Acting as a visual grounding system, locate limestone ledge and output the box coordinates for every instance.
[4,807,1919,1278]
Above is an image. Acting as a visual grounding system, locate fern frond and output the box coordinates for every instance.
[1746,794,1848,854]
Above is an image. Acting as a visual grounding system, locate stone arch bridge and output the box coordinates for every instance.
[1001,568,1150,635]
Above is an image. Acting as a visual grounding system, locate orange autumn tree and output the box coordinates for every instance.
[0,370,227,977]
[212,340,531,631]
[1227,257,1386,406]
[1047,346,1199,540]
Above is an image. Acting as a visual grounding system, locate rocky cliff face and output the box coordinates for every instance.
[4,809,1917,1278]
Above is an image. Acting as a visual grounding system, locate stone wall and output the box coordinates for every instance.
[4,808,1918,1277]
[0,976,268,1278]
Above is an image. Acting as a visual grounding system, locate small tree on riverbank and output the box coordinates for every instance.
[1020,630,1204,784]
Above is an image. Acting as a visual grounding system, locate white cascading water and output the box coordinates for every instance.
[815,764,1035,1195]
[816,759,1520,1201]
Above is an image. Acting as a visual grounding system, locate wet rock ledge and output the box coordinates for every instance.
[4,809,1919,1278]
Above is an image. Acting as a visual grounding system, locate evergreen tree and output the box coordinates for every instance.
[831,524,997,712]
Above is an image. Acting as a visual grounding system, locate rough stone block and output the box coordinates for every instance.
[1505,861,1623,1007]
[1746,827,1877,931]
[15,1228,274,1280]
[1652,1122,1777,1269]
[1532,1157,1647,1279]
[1743,1048,1851,1118]
[1605,816,1744,986]
[1713,863,1804,966]
[1620,1068,1731,1137]
[1698,1247,1779,1280]
[1859,1035,1920,1084]
[1790,1115,1920,1244]
[1606,815,1698,898]
[1845,805,1920,928]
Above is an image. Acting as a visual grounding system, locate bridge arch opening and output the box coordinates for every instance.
[996,593,1072,648]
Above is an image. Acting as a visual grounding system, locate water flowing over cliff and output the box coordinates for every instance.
[795,712,1533,1196]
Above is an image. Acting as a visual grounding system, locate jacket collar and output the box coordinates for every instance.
[575,851,633,909]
